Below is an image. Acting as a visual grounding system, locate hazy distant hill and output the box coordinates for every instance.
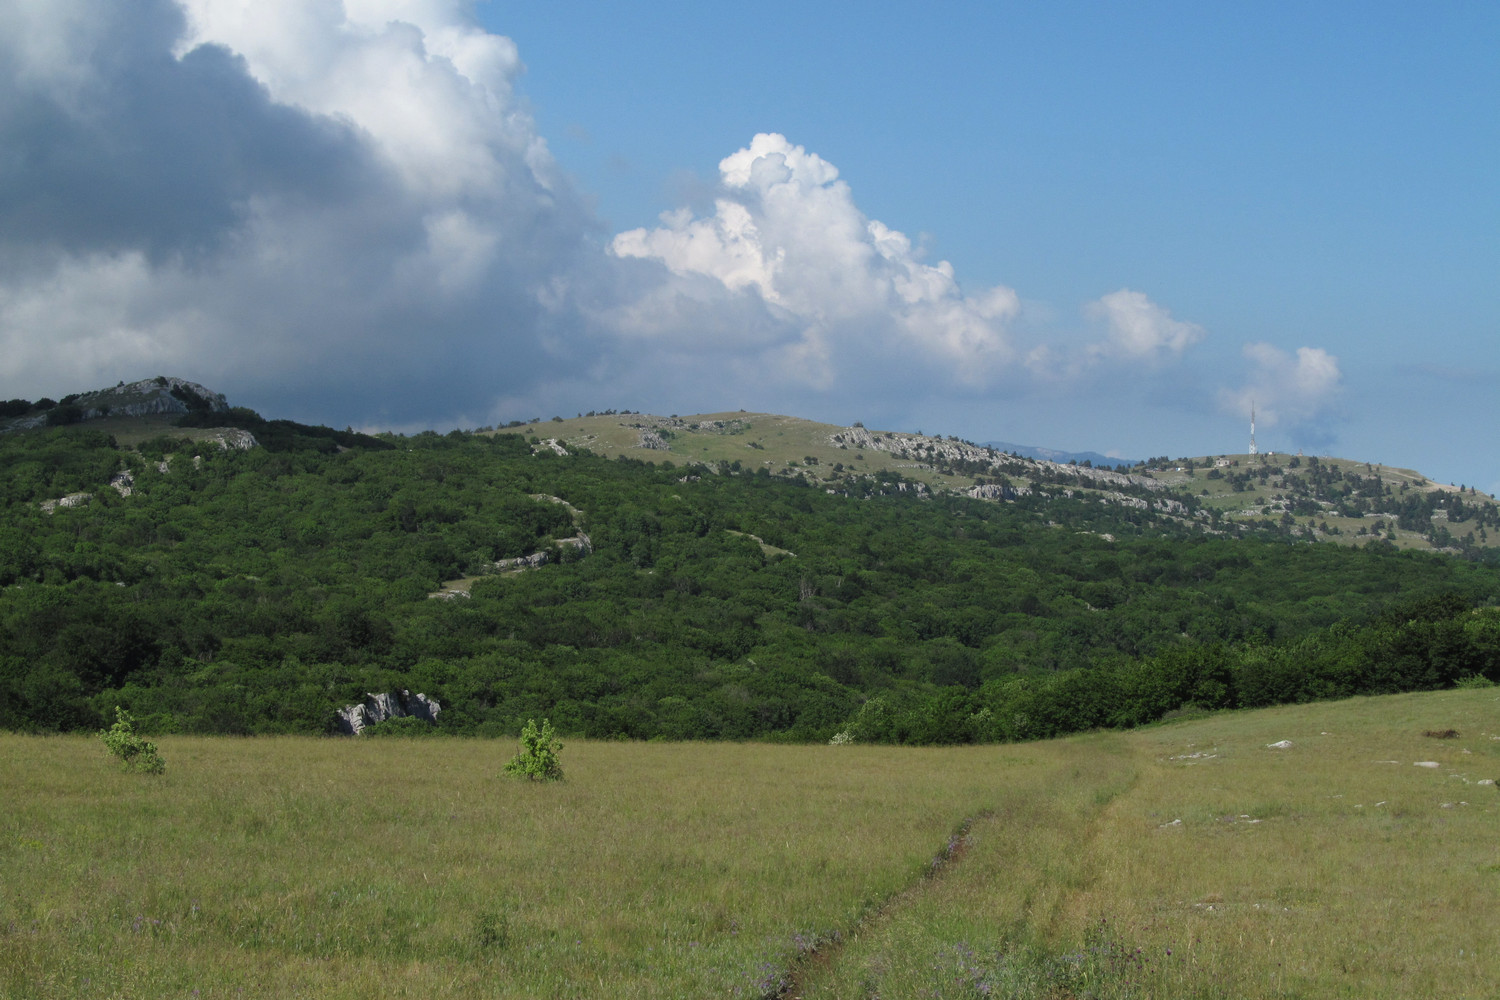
[984,441,1139,469]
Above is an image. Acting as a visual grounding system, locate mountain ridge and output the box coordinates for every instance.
[4,377,1497,556]
[487,407,1497,556]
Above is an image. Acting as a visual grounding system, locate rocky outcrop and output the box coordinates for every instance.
[965,483,1017,501]
[4,378,229,432]
[492,531,592,572]
[39,492,93,514]
[206,428,258,450]
[335,690,441,735]
[103,376,229,417]
[1,377,250,450]
[495,550,552,572]
[638,430,669,450]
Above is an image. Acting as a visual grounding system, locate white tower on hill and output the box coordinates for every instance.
[1249,402,1257,456]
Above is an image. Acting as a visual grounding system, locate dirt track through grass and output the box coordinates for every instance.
[771,812,989,1000]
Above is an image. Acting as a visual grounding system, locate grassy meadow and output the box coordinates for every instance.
[3,688,1498,999]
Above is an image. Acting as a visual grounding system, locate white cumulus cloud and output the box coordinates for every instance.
[1219,342,1343,445]
[609,133,1020,390]
[1086,288,1205,361]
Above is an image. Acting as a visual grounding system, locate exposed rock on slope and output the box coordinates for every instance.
[1,376,229,432]
[335,690,442,735]
[204,428,258,451]
[39,493,92,514]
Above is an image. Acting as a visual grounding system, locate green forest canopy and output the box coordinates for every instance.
[2,420,1498,742]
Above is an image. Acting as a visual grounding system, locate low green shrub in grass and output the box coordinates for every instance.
[99,706,165,773]
[504,717,563,781]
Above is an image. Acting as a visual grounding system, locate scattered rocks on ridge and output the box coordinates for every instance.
[830,425,1166,493]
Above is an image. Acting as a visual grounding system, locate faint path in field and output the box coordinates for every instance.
[770,811,990,1000]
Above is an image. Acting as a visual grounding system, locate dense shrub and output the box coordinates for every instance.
[98,707,164,773]
[504,718,563,781]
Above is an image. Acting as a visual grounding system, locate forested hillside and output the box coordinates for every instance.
[3,415,1499,741]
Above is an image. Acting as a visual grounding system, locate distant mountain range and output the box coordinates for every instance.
[984,441,1140,469]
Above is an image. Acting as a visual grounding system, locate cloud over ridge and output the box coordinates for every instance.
[1218,342,1343,447]
[610,133,1020,390]
[0,0,1349,461]
[0,0,593,422]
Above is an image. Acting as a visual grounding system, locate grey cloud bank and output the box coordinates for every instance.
[1,0,1350,465]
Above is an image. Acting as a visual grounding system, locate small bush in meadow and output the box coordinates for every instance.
[504,718,563,781]
[99,707,165,774]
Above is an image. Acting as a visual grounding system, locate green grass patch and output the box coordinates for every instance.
[4,688,1499,997]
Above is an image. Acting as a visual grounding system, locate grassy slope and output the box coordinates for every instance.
[810,687,1500,999]
[1156,454,1481,552]
[4,688,1497,998]
[492,411,871,480]
[493,413,1498,555]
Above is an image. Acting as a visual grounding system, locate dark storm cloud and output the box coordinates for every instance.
[0,0,599,426]
[0,0,378,266]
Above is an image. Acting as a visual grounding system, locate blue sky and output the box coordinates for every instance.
[2,1,1496,490]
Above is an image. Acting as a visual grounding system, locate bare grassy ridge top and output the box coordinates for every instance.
[4,687,1497,998]
[493,411,1498,553]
